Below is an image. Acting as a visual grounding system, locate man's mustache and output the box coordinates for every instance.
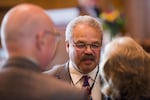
[81,54,95,61]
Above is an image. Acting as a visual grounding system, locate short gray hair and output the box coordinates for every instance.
[65,15,103,42]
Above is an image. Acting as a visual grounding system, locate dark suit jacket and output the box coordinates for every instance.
[0,58,87,100]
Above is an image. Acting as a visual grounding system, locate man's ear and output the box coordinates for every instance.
[66,41,69,53]
[36,31,46,50]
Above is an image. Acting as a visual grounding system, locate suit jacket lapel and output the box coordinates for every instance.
[56,62,72,83]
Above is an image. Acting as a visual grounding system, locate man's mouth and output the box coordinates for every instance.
[83,59,93,65]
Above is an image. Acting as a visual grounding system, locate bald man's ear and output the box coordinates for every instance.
[36,31,47,50]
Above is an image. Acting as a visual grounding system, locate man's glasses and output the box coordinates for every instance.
[72,41,101,50]
[44,30,60,42]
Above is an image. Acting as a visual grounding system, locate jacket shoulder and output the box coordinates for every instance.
[45,63,67,76]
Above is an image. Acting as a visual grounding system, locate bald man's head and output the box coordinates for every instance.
[1,3,54,45]
[1,3,59,69]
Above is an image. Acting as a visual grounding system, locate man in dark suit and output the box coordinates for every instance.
[46,15,104,100]
[0,3,87,100]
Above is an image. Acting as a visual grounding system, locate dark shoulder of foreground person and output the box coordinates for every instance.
[41,74,88,100]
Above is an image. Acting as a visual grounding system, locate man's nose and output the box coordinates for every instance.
[84,45,93,53]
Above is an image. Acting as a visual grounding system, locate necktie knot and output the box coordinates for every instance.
[82,75,90,87]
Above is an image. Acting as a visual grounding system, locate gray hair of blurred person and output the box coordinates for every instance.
[100,37,150,100]
[65,15,103,43]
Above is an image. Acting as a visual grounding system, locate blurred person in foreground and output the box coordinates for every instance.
[0,3,87,100]
[100,37,150,100]
[46,15,104,100]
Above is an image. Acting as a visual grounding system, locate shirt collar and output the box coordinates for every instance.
[69,60,99,85]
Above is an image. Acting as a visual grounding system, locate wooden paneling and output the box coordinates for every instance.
[124,0,150,52]
[0,0,78,24]
[0,0,78,8]
[95,0,150,52]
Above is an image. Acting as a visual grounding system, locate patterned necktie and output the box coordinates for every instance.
[82,75,92,100]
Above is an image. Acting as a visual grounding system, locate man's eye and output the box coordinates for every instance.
[91,44,101,48]
[76,43,86,48]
